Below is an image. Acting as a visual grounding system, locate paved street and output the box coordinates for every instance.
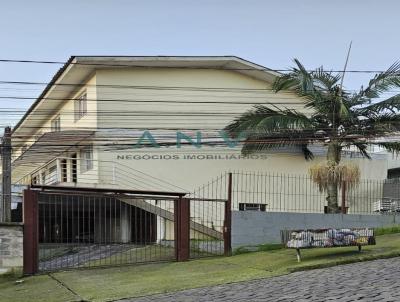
[125,257,400,302]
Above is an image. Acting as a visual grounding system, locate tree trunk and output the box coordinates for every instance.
[326,143,340,213]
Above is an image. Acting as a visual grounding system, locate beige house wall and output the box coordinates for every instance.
[93,67,387,190]
[95,68,307,130]
[13,75,101,185]
[98,148,388,192]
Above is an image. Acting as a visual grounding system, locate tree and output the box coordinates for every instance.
[225,59,400,213]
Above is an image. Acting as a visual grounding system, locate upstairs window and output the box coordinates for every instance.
[74,92,87,121]
[80,146,93,173]
[51,115,61,132]
[71,153,77,183]
[40,172,46,184]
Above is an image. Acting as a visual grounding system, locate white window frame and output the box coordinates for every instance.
[74,92,87,121]
[239,203,267,211]
[80,146,93,173]
[51,115,61,132]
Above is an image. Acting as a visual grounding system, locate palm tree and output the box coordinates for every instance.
[225,59,400,213]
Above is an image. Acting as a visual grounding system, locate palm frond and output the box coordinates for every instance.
[356,112,400,135]
[355,61,400,100]
[240,130,321,159]
[225,58,400,166]
[272,59,316,96]
[311,67,342,90]
[301,144,314,160]
[309,163,360,192]
[224,105,313,137]
[357,93,400,115]
[372,141,400,154]
[352,142,371,159]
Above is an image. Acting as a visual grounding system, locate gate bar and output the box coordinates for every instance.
[23,189,39,275]
[175,197,190,261]
[224,172,232,256]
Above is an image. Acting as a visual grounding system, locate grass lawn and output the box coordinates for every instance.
[1,233,400,302]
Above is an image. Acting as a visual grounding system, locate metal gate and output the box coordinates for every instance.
[23,185,231,274]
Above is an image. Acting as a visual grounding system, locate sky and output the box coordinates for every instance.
[1,0,400,126]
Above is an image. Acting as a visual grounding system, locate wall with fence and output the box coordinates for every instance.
[232,211,400,248]
[0,223,23,275]
[230,171,390,214]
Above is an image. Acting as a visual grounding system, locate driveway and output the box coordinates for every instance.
[124,257,400,301]
[39,244,139,271]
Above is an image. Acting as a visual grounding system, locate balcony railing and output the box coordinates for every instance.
[22,157,186,193]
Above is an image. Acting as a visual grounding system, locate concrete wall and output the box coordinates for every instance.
[0,223,23,275]
[232,211,400,248]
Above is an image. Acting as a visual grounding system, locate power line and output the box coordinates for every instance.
[6,132,393,148]
[2,80,400,94]
[0,58,395,73]
[0,80,306,92]
[0,95,313,104]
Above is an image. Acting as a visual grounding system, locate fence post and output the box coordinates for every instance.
[23,189,39,275]
[1,126,12,222]
[224,172,232,256]
[174,197,190,261]
[341,181,347,214]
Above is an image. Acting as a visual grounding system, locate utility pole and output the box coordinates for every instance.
[1,126,12,222]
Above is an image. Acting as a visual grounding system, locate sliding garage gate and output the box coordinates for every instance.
[23,186,231,274]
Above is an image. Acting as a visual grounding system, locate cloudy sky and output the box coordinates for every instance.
[1,0,400,125]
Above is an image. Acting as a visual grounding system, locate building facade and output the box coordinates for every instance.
[8,56,395,219]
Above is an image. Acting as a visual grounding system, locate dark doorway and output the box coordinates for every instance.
[131,209,156,243]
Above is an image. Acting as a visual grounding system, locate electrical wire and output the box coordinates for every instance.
[0,58,395,73]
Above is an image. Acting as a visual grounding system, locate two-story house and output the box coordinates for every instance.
[8,55,394,219]
[7,56,399,251]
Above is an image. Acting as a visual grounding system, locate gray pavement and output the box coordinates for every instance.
[124,257,400,302]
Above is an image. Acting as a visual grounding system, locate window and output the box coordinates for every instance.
[60,159,67,182]
[48,165,57,174]
[74,92,87,121]
[80,146,93,172]
[41,172,46,184]
[71,153,77,182]
[51,115,61,132]
[238,203,267,211]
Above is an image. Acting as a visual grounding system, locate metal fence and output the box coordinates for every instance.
[189,197,225,258]
[194,171,400,215]
[190,173,231,258]
[23,186,230,274]
[37,192,176,272]
[230,171,393,214]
